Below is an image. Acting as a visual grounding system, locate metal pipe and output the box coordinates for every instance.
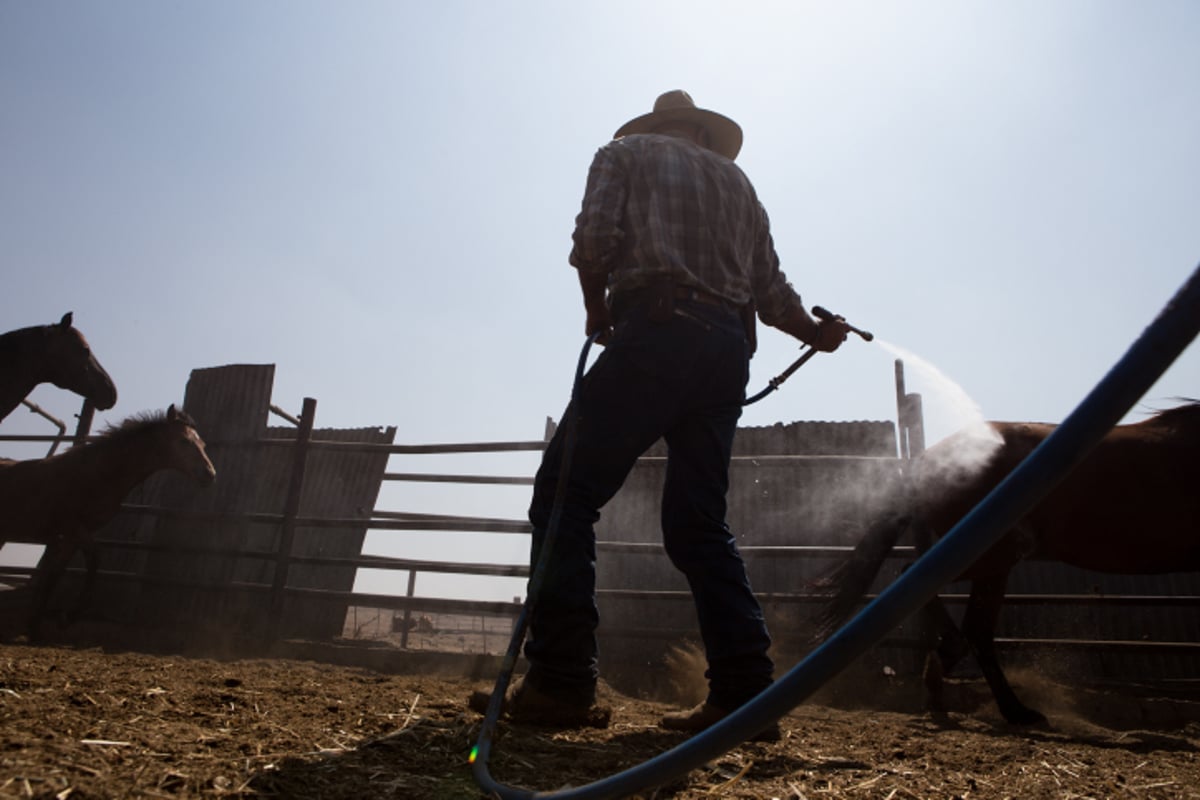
[19,398,67,456]
[269,403,302,426]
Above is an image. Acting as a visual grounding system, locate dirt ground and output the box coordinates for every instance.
[1,641,1199,800]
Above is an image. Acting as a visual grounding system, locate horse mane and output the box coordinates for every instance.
[0,323,46,356]
[1145,398,1200,427]
[97,408,196,440]
[0,315,77,351]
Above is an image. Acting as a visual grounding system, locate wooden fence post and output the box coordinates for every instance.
[72,399,95,447]
[894,360,925,459]
[269,397,317,637]
[398,570,418,648]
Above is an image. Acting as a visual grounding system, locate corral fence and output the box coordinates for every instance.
[0,363,1197,697]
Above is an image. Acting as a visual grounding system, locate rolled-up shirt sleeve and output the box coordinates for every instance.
[569,145,627,276]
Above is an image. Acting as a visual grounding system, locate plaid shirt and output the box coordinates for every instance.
[569,133,804,326]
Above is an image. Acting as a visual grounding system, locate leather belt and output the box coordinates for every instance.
[673,286,732,309]
[611,284,738,322]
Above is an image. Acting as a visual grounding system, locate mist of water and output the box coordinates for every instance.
[872,337,1003,480]
[873,338,986,440]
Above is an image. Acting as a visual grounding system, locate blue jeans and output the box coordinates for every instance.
[524,298,774,709]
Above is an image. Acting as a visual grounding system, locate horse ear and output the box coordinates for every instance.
[59,312,74,328]
[167,404,179,420]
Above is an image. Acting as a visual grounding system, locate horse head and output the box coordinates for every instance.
[163,404,217,486]
[44,313,118,411]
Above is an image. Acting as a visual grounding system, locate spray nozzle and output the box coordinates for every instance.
[813,305,874,342]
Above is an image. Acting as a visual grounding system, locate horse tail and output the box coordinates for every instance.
[808,513,912,643]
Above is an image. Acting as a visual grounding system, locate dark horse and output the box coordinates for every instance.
[0,312,118,423]
[814,400,1200,724]
[0,405,216,638]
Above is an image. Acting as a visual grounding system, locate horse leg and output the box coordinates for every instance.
[67,540,99,626]
[27,539,74,641]
[962,574,1046,725]
[906,516,971,709]
[919,596,969,711]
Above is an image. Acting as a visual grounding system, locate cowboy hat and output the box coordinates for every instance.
[613,90,743,161]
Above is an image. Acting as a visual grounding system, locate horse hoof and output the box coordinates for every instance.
[1003,706,1048,726]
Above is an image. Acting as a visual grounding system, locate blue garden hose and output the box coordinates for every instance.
[472,263,1200,800]
[470,330,602,786]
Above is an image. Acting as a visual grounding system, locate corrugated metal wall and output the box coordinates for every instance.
[595,420,907,691]
[992,561,1200,678]
[92,364,394,643]
[594,417,1200,695]
[261,420,395,638]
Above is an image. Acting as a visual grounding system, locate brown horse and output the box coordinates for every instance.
[814,400,1200,724]
[0,312,118,423]
[0,405,216,639]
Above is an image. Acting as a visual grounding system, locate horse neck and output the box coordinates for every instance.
[0,385,31,420]
[71,429,177,500]
[0,328,45,418]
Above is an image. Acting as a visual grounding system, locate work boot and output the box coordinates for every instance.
[660,701,781,742]
[468,677,611,729]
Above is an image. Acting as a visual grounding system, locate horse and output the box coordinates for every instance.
[0,405,216,639]
[813,400,1200,724]
[0,312,118,423]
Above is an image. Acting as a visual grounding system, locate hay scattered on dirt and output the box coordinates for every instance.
[1,643,1199,799]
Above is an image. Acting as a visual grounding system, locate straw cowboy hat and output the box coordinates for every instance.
[614,90,743,161]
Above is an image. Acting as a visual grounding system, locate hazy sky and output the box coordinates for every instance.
[3,2,1197,600]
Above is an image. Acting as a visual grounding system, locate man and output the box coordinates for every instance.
[484,90,848,737]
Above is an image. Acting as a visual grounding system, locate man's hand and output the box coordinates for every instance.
[579,269,613,345]
[772,304,849,352]
[810,316,850,352]
[585,304,614,345]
